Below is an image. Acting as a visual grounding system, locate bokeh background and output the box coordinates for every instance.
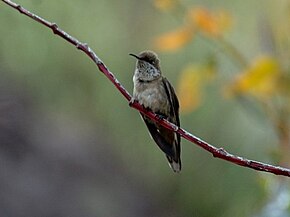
[0,0,289,216]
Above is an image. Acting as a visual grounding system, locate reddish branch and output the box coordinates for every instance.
[2,0,290,177]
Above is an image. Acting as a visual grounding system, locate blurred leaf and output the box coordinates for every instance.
[153,7,232,52]
[225,56,280,100]
[177,64,215,113]
[187,7,232,37]
[153,0,177,11]
[154,25,195,52]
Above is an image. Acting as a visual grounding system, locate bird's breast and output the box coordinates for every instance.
[133,79,169,114]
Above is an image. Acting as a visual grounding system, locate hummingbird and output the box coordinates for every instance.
[130,50,181,172]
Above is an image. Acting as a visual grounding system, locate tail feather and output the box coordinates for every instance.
[166,155,181,173]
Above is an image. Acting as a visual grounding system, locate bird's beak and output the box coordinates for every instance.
[129,53,141,60]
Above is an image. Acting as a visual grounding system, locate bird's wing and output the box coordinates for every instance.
[162,77,181,144]
[141,114,175,157]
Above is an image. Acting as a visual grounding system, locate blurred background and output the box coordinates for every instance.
[0,0,289,216]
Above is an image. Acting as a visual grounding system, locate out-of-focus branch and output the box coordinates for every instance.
[2,0,290,177]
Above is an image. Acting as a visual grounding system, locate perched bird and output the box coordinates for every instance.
[130,50,181,172]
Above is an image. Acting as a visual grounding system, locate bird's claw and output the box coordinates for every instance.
[155,113,166,121]
[129,98,137,107]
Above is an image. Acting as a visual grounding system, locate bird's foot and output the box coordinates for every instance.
[155,113,166,121]
[129,98,137,107]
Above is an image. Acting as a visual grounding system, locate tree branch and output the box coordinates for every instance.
[2,0,290,177]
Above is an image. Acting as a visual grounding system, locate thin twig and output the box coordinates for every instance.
[2,0,290,177]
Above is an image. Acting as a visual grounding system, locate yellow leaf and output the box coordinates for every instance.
[187,7,232,37]
[153,0,177,11]
[225,56,280,99]
[154,25,195,52]
[177,64,215,113]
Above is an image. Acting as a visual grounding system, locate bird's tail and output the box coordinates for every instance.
[166,155,181,173]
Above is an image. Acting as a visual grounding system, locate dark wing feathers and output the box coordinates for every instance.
[162,77,180,140]
[141,115,175,157]
[162,78,180,126]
